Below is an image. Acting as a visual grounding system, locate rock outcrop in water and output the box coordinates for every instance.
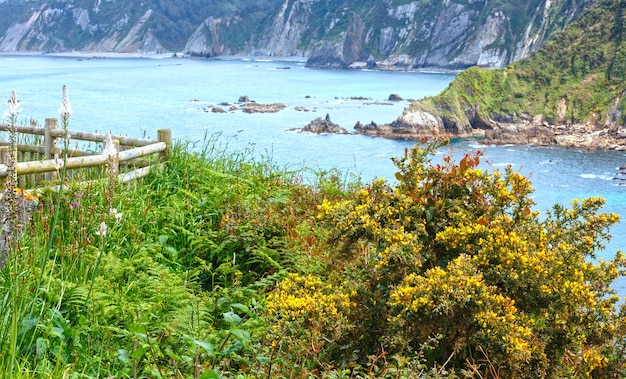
[301,114,348,134]
[241,103,286,114]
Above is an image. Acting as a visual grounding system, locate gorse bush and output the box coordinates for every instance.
[1,91,625,378]
[286,139,626,378]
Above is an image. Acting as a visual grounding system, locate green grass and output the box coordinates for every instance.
[0,132,624,378]
[0,132,348,377]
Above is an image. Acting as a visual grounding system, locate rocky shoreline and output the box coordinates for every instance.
[298,114,626,151]
[197,91,626,151]
[346,105,626,151]
[484,120,626,151]
[352,120,626,151]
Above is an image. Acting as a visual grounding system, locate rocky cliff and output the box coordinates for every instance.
[0,0,595,70]
[0,0,282,54]
[186,0,596,70]
[359,0,626,150]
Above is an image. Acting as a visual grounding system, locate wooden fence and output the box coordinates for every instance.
[0,118,171,192]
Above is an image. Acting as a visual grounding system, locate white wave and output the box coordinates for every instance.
[182,107,204,112]
[580,174,614,180]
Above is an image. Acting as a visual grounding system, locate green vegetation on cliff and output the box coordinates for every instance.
[418,0,626,128]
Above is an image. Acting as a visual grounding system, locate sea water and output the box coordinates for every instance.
[1,55,624,295]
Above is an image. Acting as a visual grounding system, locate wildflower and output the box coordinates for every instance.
[109,208,122,223]
[53,153,62,171]
[96,221,107,237]
[58,84,72,121]
[102,131,117,158]
[65,131,72,149]
[4,89,21,120]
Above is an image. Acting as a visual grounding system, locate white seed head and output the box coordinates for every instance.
[58,85,73,119]
[4,89,21,120]
[102,131,117,158]
[53,153,62,171]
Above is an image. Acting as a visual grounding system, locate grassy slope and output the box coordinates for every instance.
[0,133,623,377]
[417,0,626,127]
[0,134,349,377]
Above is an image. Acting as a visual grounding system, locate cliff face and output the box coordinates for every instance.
[0,0,283,54]
[0,0,595,70]
[252,0,596,70]
[187,0,596,69]
[359,0,626,150]
[0,2,166,53]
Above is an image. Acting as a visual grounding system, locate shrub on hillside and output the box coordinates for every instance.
[269,139,626,378]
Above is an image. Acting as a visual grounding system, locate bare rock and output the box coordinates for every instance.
[484,122,557,146]
[388,94,403,101]
[302,114,348,134]
[241,103,286,113]
[354,107,446,139]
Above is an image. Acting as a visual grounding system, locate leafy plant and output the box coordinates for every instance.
[307,139,626,377]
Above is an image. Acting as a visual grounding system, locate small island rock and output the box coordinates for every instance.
[302,114,349,134]
[241,103,286,113]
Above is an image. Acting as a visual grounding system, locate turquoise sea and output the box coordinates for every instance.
[1,55,625,295]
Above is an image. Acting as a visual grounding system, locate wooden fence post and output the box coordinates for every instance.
[158,129,172,161]
[0,146,7,165]
[45,118,58,182]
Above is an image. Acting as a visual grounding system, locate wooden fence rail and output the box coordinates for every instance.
[0,118,171,191]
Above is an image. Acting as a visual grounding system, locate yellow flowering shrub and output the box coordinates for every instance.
[265,273,355,364]
[314,140,626,377]
[389,254,533,364]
